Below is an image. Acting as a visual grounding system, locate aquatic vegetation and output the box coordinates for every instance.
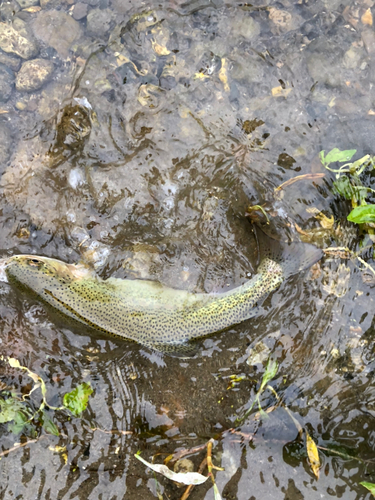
[321,147,375,227]
[0,356,93,438]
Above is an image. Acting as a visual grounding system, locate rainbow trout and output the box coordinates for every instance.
[3,231,322,355]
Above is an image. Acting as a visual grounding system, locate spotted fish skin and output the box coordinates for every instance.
[4,234,322,354]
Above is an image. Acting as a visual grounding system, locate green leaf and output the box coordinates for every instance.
[333,177,355,200]
[321,148,356,167]
[347,205,375,224]
[8,410,29,434]
[360,481,375,495]
[0,397,24,424]
[63,382,93,417]
[42,413,60,436]
[259,358,278,393]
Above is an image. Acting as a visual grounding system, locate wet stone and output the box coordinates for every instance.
[230,14,260,40]
[16,58,54,91]
[17,0,39,8]
[0,122,12,167]
[0,22,38,59]
[73,3,88,21]
[0,50,21,71]
[86,8,114,36]
[0,64,14,101]
[40,0,62,7]
[32,10,81,59]
[0,1,21,22]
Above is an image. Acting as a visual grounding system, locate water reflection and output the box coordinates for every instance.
[1,0,375,499]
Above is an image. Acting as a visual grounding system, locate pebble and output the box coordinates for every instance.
[0,50,21,71]
[0,64,14,101]
[72,3,88,21]
[32,10,81,59]
[17,0,39,8]
[86,8,114,36]
[16,58,54,91]
[0,22,38,60]
[0,1,21,22]
[0,122,12,167]
[230,15,260,40]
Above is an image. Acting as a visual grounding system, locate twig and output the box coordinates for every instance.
[89,426,133,436]
[275,173,325,192]
[317,445,375,464]
[165,442,209,465]
[0,436,45,457]
[180,457,207,500]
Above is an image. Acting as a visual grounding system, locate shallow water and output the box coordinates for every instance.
[1,0,375,499]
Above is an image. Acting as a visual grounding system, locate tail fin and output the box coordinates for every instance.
[254,225,323,279]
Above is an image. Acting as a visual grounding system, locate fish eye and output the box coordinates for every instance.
[28,258,42,267]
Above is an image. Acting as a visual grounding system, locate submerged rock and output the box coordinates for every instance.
[0,64,14,101]
[0,22,38,59]
[0,122,12,168]
[0,50,21,71]
[16,58,54,91]
[17,0,39,8]
[32,10,81,59]
[72,3,88,21]
[86,8,114,37]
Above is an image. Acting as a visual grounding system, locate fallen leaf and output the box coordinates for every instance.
[362,8,373,26]
[275,173,325,192]
[271,86,292,98]
[305,430,320,479]
[8,358,21,369]
[135,454,208,485]
[151,39,170,55]
[194,72,210,80]
[218,58,230,92]
[305,209,334,229]
[23,6,41,11]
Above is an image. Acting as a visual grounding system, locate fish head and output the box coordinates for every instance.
[5,255,92,296]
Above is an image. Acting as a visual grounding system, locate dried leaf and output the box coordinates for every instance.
[218,58,230,92]
[362,8,373,26]
[151,40,170,55]
[194,72,210,80]
[7,358,21,369]
[305,431,320,479]
[275,173,325,192]
[135,454,208,485]
[271,86,292,98]
[23,6,41,12]
[306,210,334,229]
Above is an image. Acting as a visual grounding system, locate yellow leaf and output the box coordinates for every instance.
[194,72,210,80]
[23,6,41,11]
[219,58,230,92]
[151,40,170,55]
[362,8,373,26]
[271,86,292,98]
[306,431,320,479]
[306,208,335,229]
[8,358,21,369]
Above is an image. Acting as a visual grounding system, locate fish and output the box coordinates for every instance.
[3,228,322,355]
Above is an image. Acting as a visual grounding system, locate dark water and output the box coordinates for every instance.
[1,0,375,498]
